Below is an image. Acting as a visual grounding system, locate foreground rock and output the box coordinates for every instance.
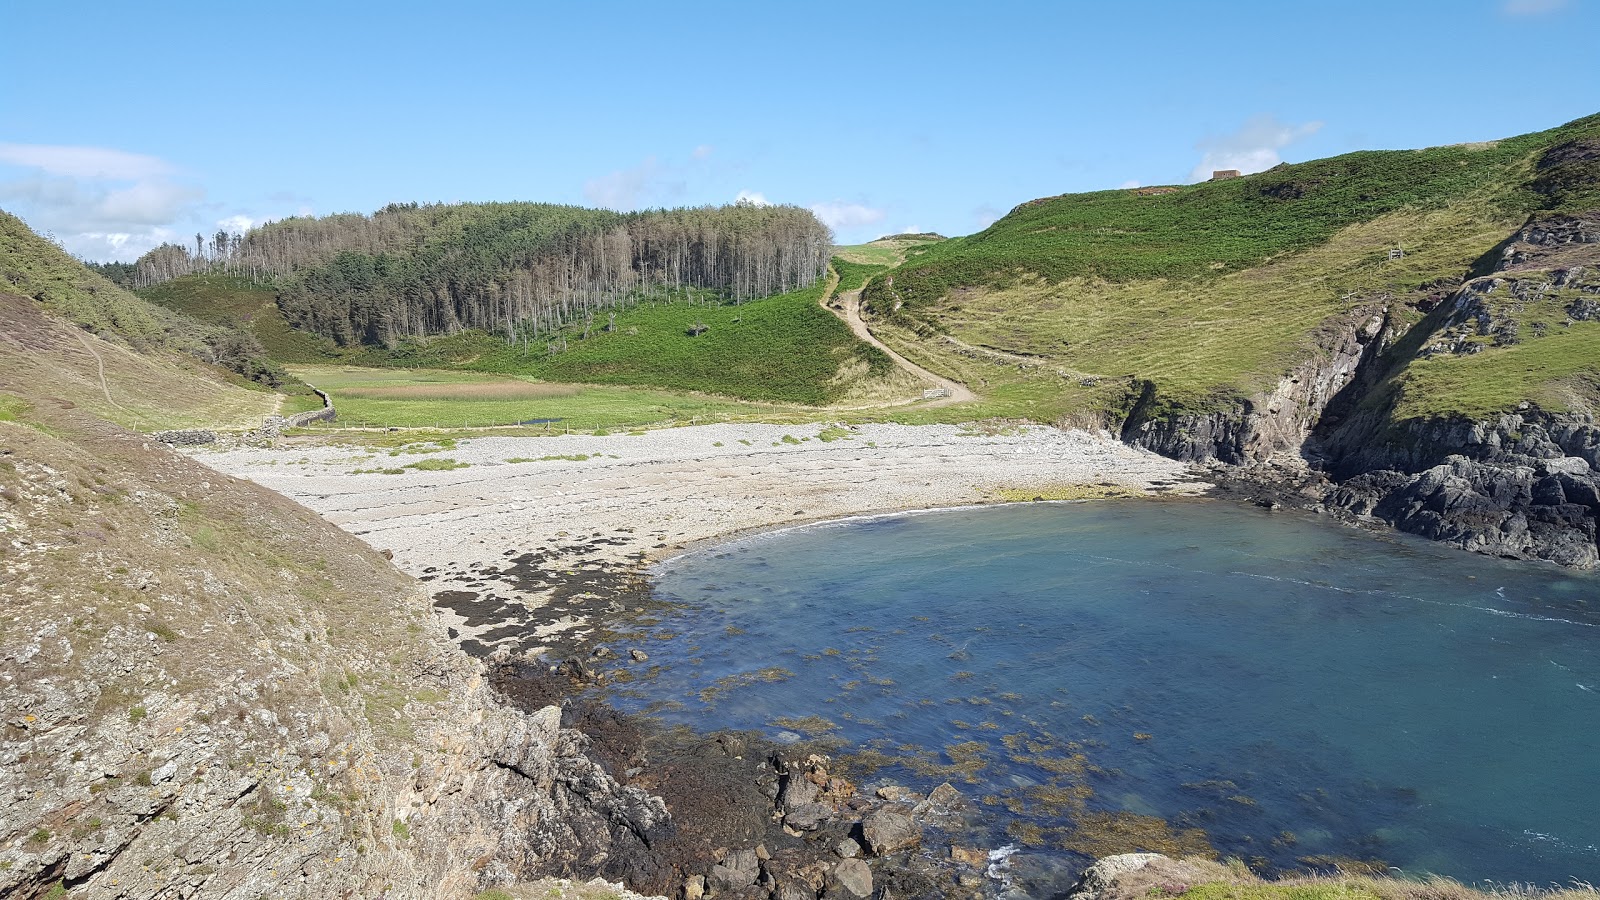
[0,413,672,899]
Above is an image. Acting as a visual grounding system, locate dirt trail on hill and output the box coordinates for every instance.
[821,273,977,407]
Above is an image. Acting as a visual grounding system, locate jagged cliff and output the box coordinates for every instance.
[1121,212,1600,567]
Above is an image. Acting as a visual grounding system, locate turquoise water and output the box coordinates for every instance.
[624,501,1599,887]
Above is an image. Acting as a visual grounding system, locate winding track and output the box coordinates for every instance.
[819,271,977,407]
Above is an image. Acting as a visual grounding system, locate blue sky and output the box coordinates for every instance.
[2,0,1596,261]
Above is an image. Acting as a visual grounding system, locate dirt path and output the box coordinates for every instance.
[821,272,977,406]
[72,328,125,413]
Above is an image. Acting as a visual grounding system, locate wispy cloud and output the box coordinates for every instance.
[583,145,729,210]
[809,200,886,234]
[1502,0,1569,14]
[973,205,1002,229]
[0,142,209,260]
[0,143,173,180]
[584,156,681,209]
[1188,115,1324,183]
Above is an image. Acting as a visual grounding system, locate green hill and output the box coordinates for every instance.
[863,113,1600,426]
[0,211,301,429]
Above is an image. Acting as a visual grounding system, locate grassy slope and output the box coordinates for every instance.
[869,113,1600,422]
[139,274,342,365]
[0,210,181,345]
[149,275,903,407]
[0,211,281,429]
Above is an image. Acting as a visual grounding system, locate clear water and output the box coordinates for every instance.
[623,501,1600,887]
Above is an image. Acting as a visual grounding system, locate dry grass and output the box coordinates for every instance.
[1093,856,1600,900]
[877,198,1524,414]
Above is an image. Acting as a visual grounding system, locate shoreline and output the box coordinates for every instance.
[195,421,1207,658]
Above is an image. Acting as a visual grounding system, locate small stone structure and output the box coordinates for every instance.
[1209,169,1242,181]
[153,429,217,446]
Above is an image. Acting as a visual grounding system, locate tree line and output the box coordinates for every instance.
[129,201,833,348]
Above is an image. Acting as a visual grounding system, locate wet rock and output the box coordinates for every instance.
[861,807,920,855]
[826,858,873,898]
[630,648,650,662]
[951,846,988,868]
[591,645,617,660]
[913,781,964,820]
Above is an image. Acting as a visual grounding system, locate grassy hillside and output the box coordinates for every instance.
[865,112,1600,421]
[0,211,291,430]
[0,210,182,346]
[145,276,904,407]
[139,273,342,364]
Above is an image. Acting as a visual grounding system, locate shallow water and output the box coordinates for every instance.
[622,501,1599,887]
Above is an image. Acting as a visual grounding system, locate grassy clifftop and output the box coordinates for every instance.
[865,113,1600,423]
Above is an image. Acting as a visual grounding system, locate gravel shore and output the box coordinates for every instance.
[197,422,1204,654]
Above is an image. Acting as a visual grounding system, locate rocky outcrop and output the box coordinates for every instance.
[1066,854,1238,900]
[1122,304,1392,465]
[1323,417,1600,567]
[1121,212,1600,568]
[0,413,675,899]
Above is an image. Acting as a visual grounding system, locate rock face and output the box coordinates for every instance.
[0,415,671,899]
[1120,211,1600,568]
[1122,304,1392,466]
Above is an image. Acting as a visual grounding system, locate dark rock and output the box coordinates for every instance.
[785,802,835,831]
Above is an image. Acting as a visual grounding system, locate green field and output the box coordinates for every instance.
[292,365,829,432]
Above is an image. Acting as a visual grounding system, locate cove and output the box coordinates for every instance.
[614,500,1599,888]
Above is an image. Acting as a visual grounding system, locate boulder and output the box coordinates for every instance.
[826,858,873,899]
[1070,853,1168,900]
[861,807,920,855]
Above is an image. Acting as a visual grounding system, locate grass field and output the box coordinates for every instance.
[292,365,826,431]
[832,236,943,267]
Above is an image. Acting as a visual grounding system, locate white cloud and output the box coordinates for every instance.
[582,144,722,210]
[1188,115,1324,183]
[217,214,255,233]
[973,205,1002,229]
[810,200,886,232]
[899,225,922,234]
[585,156,673,209]
[1502,0,1568,13]
[0,142,209,260]
[1119,180,1142,189]
[0,143,173,179]
[735,190,771,206]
